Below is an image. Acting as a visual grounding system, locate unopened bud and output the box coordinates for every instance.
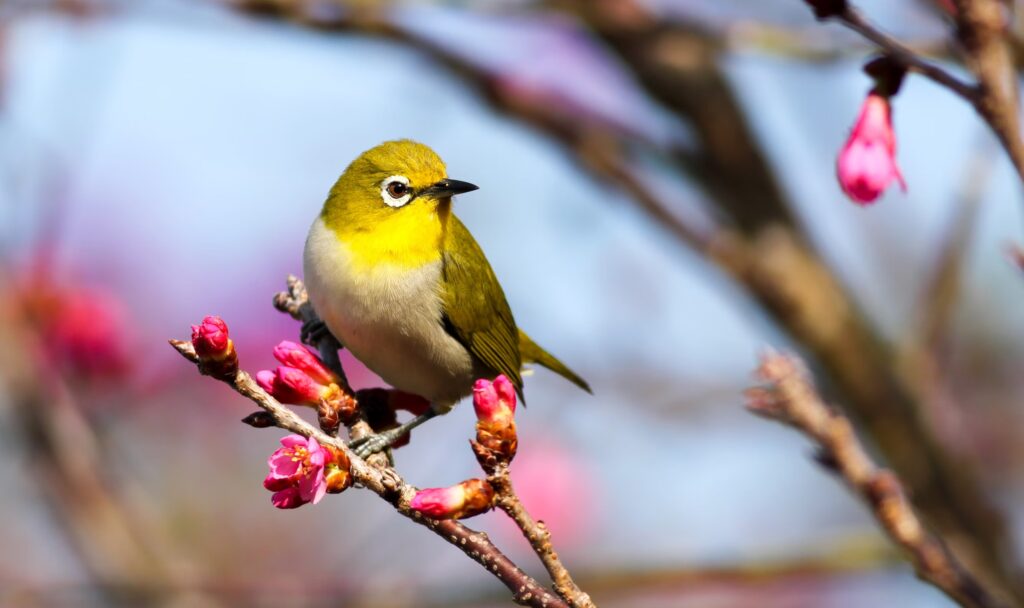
[409,478,495,520]
[272,341,337,386]
[257,366,323,406]
[473,375,516,426]
[190,315,237,377]
[836,92,905,205]
[473,375,518,462]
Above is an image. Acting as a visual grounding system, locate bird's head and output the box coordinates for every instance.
[324,139,477,228]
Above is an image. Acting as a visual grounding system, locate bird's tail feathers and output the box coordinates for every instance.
[518,330,592,394]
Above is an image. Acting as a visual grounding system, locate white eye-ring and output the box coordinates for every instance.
[381,175,412,207]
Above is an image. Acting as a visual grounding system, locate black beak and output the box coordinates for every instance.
[426,178,479,198]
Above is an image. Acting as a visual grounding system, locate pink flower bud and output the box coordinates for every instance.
[836,93,906,205]
[257,366,325,407]
[473,375,516,425]
[191,316,231,359]
[410,479,495,520]
[272,341,336,386]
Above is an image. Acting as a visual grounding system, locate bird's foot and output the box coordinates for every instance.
[347,409,438,459]
[349,428,408,459]
[300,319,330,346]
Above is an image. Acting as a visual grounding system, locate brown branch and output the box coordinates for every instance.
[487,463,594,608]
[169,324,570,608]
[838,7,979,99]
[952,0,1024,183]
[747,352,1009,608]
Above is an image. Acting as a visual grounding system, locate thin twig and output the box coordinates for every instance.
[169,335,569,608]
[488,464,595,608]
[839,7,979,100]
[747,352,1008,608]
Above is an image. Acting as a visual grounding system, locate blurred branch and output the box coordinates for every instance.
[0,543,910,607]
[171,277,577,608]
[952,0,1024,181]
[910,139,993,359]
[748,352,1008,608]
[219,1,1020,602]
[0,311,200,604]
[838,6,978,99]
[901,139,994,451]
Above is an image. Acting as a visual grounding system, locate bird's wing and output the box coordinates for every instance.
[439,216,523,393]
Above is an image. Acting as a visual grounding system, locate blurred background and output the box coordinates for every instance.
[2,0,1023,606]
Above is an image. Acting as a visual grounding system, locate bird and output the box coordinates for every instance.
[303,139,589,457]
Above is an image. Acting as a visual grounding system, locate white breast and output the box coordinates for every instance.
[302,217,475,407]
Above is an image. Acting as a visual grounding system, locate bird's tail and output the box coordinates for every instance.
[518,330,592,394]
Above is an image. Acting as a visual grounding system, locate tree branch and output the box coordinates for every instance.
[952,0,1024,183]
[747,352,1009,608]
[839,6,979,99]
[169,336,569,608]
[487,463,594,608]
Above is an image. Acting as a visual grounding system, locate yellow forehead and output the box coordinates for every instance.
[356,139,447,187]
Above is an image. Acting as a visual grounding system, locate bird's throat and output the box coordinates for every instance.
[329,200,449,271]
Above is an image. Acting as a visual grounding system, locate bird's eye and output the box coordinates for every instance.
[387,181,408,198]
[380,175,412,208]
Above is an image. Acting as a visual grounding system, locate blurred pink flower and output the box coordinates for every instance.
[836,92,906,205]
[410,479,495,520]
[45,287,132,380]
[473,374,516,425]
[191,316,231,360]
[505,441,596,547]
[272,341,336,386]
[264,434,328,509]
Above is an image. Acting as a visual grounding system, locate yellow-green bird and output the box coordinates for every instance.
[303,140,589,457]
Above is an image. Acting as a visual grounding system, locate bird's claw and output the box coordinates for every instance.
[301,319,330,346]
[349,429,405,459]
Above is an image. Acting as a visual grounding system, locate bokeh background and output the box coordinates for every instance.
[2,0,1023,606]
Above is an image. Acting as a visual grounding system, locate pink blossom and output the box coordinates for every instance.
[272,341,336,386]
[410,479,495,520]
[473,374,517,425]
[191,316,231,359]
[263,434,328,509]
[256,366,324,406]
[836,93,906,205]
[505,440,596,547]
[45,288,131,380]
